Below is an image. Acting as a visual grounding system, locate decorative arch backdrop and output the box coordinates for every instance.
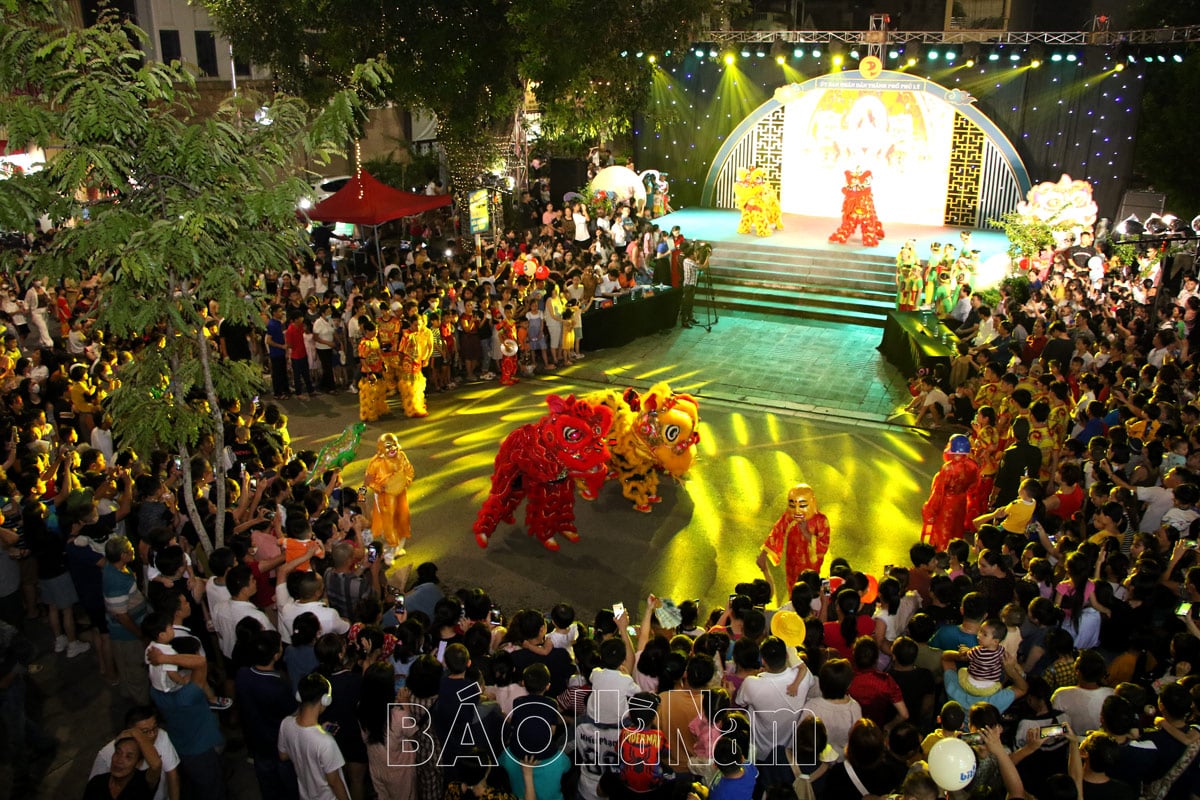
[633,51,1144,218]
[700,70,1032,229]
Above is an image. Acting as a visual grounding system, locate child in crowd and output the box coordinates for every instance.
[946,618,1006,696]
[548,603,579,653]
[561,300,578,357]
[281,514,323,572]
[973,477,1041,534]
[1000,602,1024,661]
[142,611,231,709]
[920,701,965,756]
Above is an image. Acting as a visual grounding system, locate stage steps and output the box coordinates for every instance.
[706,239,897,327]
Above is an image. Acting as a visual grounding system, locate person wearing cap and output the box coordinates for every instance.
[920,434,980,552]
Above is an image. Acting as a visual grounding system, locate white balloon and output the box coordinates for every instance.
[928,738,977,791]
[1088,255,1105,271]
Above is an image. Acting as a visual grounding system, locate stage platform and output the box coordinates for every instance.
[654,209,1010,327]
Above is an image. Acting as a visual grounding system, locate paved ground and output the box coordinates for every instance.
[22,311,946,799]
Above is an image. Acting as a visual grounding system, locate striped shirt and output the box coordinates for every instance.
[967,644,1005,683]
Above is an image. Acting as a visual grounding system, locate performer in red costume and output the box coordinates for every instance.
[921,434,981,551]
[473,394,613,552]
[497,318,519,386]
[760,484,831,586]
[828,168,885,247]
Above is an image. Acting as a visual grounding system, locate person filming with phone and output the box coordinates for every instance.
[323,541,383,621]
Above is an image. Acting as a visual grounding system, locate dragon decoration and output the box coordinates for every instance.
[473,395,614,552]
[579,382,702,513]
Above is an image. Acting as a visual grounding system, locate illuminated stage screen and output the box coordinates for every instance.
[779,78,956,226]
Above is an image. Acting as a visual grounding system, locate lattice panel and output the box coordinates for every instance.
[945,113,985,227]
[754,107,786,194]
[712,106,785,207]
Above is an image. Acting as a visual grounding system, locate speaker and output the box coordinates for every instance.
[549,159,589,207]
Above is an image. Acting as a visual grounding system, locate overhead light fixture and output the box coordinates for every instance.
[1066,52,1078,62]
[944,50,956,62]
[988,51,1001,62]
[740,48,750,58]
[1051,53,1063,62]
[1145,213,1169,235]
[724,53,735,65]
[888,49,900,60]
[1116,215,1144,236]
[811,48,822,58]
[794,47,805,58]
[1174,53,1185,63]
[928,50,940,60]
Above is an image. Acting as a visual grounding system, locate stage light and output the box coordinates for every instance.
[965,59,975,67]
[770,37,788,62]
[794,47,804,59]
[1051,53,1063,62]
[988,52,1000,62]
[1009,52,1021,62]
[1167,214,1189,234]
[811,48,821,58]
[1175,53,1185,63]
[1157,54,1167,63]
[1114,62,1126,71]
[906,42,922,63]
[1146,214,1169,235]
[724,53,735,65]
[1116,214,1144,236]
[775,54,785,65]
[1031,59,1042,68]
[755,48,766,58]
[906,58,917,67]
[944,51,956,62]
[647,54,656,64]
[708,49,718,58]
[1066,53,1078,62]
[832,55,844,67]
[635,51,644,58]
[620,50,628,57]
[694,48,705,58]
[849,50,860,59]
[928,50,940,60]
[740,49,750,58]
[1144,54,1154,63]
[888,50,900,60]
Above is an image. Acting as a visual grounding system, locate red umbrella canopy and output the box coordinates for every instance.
[307,170,450,226]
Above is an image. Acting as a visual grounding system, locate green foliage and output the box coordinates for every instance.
[364,146,441,192]
[0,1,385,549]
[990,211,1061,259]
[1000,274,1032,307]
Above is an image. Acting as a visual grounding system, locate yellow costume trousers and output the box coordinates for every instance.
[398,372,427,417]
[358,377,389,421]
[373,491,411,548]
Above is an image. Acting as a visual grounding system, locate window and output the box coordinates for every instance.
[194,30,218,77]
[158,30,181,64]
[233,56,251,78]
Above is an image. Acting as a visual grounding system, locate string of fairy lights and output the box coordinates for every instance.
[628,37,1163,211]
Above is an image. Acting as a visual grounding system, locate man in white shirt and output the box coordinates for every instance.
[1050,651,1114,734]
[277,566,350,644]
[312,305,337,394]
[735,636,814,757]
[90,706,182,800]
[279,673,349,800]
[213,566,272,660]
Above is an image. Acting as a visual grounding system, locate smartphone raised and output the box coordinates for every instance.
[1176,601,1193,617]
[612,602,625,620]
[1039,724,1065,739]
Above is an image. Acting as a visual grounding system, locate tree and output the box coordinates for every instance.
[0,0,386,550]
[202,0,729,187]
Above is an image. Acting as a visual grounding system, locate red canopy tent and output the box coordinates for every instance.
[306,169,451,283]
[307,169,450,225]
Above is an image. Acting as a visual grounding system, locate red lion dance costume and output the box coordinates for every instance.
[761,484,831,587]
[828,168,885,247]
[921,434,981,551]
[474,394,614,552]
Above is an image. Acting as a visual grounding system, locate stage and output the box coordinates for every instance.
[653,207,1010,260]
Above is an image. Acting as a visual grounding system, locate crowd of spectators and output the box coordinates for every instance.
[11,221,1200,800]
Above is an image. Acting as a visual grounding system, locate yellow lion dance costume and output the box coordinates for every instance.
[733,167,783,237]
[579,382,700,512]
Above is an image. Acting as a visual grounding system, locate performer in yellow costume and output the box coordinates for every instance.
[356,320,389,422]
[364,433,415,554]
[397,316,430,418]
[377,303,403,397]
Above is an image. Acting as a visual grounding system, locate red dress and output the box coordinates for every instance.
[921,453,980,551]
[762,513,831,587]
